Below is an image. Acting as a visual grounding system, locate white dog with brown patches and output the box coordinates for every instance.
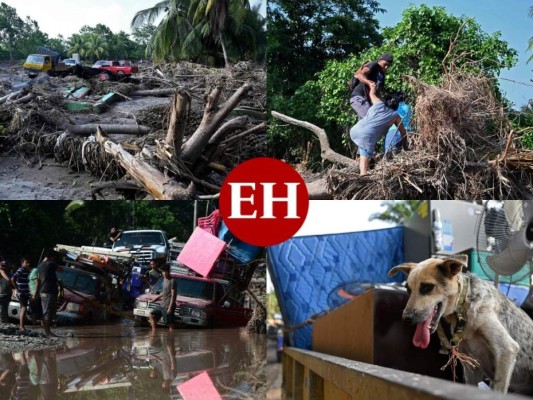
[388,255,533,394]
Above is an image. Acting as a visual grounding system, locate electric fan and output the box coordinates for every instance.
[474,200,533,285]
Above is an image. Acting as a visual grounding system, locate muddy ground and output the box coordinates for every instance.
[0,322,69,353]
[0,62,265,199]
[0,91,169,199]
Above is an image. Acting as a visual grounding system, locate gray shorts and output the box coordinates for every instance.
[40,293,57,321]
[350,96,371,119]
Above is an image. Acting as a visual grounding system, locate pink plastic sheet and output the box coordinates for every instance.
[177,227,226,277]
[177,371,222,400]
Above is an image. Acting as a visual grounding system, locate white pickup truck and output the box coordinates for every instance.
[112,230,170,263]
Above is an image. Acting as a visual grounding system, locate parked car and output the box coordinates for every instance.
[63,58,78,66]
[91,60,139,76]
[91,60,108,68]
[133,273,252,328]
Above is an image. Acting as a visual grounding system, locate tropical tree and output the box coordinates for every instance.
[0,2,24,60]
[112,31,132,59]
[267,0,384,99]
[17,17,48,57]
[132,23,157,48]
[369,201,425,225]
[84,34,109,61]
[67,34,86,58]
[132,0,264,65]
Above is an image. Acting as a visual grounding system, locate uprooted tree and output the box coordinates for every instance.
[272,68,533,199]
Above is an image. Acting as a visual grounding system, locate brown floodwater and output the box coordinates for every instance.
[0,322,266,399]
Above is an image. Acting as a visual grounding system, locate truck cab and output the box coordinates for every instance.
[112,230,170,264]
[133,273,252,328]
[23,54,53,76]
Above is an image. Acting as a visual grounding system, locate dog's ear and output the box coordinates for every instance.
[388,263,417,278]
[437,255,468,278]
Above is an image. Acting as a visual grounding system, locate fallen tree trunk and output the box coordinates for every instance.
[180,81,253,164]
[130,88,176,97]
[271,111,356,168]
[95,128,195,199]
[68,124,152,136]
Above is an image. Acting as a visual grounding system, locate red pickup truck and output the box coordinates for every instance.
[133,273,253,328]
[92,60,139,76]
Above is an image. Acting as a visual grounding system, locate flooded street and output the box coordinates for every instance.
[0,322,266,399]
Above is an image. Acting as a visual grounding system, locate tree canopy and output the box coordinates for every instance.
[267,0,384,99]
[132,0,265,65]
[0,201,214,267]
[0,4,149,62]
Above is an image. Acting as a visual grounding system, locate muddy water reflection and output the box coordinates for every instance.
[3,323,266,399]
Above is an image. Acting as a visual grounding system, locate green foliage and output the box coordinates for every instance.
[133,0,264,65]
[0,201,214,266]
[369,200,426,225]
[271,5,520,164]
[267,0,384,98]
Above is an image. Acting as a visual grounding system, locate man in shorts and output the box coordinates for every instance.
[34,250,62,337]
[350,82,408,175]
[10,257,31,332]
[148,263,177,333]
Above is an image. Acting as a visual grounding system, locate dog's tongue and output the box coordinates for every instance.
[412,308,435,349]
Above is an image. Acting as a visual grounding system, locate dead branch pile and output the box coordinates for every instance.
[321,71,531,199]
[0,61,266,199]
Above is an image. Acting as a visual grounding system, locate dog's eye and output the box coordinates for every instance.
[419,283,435,295]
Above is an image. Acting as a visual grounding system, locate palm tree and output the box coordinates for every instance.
[369,201,426,225]
[84,34,109,61]
[132,0,263,66]
[67,34,86,58]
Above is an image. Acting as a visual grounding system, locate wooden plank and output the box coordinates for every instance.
[313,288,374,363]
[324,380,350,400]
[283,347,528,400]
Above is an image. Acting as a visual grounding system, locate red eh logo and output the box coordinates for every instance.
[219,158,309,246]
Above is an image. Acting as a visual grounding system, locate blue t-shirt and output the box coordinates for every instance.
[385,102,412,151]
[11,267,30,295]
[350,102,398,153]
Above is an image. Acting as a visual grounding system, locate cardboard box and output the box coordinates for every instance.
[312,288,456,380]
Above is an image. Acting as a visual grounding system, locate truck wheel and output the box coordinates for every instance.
[117,71,125,77]
[134,317,147,327]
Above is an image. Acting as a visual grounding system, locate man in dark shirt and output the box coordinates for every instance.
[145,260,162,290]
[108,227,122,244]
[10,257,31,332]
[34,250,62,337]
[350,53,393,118]
[148,263,177,333]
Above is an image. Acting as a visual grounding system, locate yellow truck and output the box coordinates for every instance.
[23,46,70,78]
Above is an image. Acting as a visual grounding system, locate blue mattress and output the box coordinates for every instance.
[267,226,405,349]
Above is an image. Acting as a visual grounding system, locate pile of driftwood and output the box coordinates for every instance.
[0,61,266,199]
[273,70,532,199]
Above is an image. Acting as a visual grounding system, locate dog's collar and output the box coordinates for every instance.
[437,274,470,351]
